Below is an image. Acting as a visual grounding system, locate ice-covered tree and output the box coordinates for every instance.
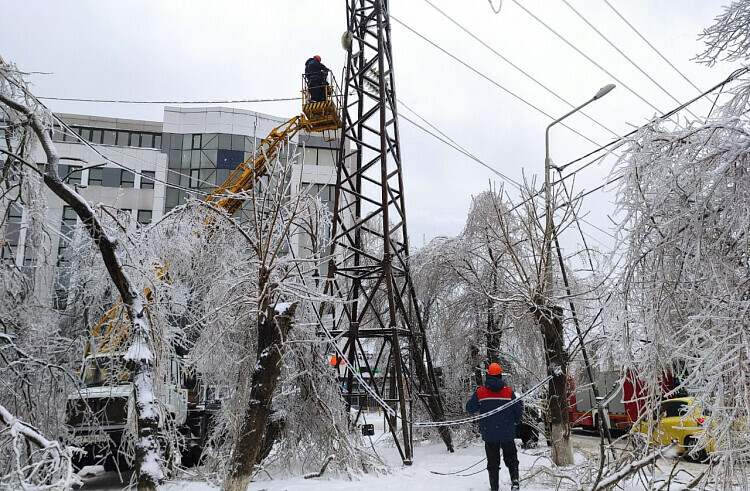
[0,59,164,490]
[613,1,750,486]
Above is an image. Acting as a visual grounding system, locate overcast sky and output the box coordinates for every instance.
[1,0,740,251]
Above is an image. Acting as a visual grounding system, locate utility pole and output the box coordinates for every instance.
[325,0,453,464]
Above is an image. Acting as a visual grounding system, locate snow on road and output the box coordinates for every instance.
[80,432,711,490]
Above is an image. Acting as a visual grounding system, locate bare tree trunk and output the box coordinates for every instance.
[532,300,574,466]
[225,268,296,491]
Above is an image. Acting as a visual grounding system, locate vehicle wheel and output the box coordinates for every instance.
[684,436,709,463]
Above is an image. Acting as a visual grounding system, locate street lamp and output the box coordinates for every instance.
[540,83,615,465]
[543,83,615,293]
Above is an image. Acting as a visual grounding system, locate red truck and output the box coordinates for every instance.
[569,369,679,431]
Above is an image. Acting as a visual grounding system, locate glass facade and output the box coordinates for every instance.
[163,132,260,212]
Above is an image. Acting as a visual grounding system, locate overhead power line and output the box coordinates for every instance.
[602,0,703,94]
[560,0,700,121]
[399,109,523,190]
[421,0,620,139]
[37,96,301,104]
[510,0,666,117]
[558,66,750,177]
[390,16,605,149]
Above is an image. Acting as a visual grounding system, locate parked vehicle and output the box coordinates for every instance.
[66,353,219,470]
[570,369,681,432]
[634,397,713,461]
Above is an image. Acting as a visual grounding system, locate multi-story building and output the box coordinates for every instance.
[0,106,340,307]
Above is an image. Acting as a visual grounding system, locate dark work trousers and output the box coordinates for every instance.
[307,81,328,102]
[485,440,519,490]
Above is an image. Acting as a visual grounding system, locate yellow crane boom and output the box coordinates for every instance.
[83,77,341,358]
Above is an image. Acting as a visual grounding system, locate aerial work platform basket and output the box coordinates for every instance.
[301,73,342,133]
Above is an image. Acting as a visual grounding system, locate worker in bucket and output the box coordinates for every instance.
[466,363,522,491]
[304,55,329,102]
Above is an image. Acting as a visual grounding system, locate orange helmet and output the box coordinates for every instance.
[488,363,503,376]
[314,55,322,62]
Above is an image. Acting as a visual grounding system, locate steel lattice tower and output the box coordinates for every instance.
[325,0,453,463]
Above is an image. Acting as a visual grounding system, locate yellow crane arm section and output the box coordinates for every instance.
[204,115,303,216]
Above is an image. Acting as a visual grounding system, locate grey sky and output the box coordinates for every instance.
[0,0,738,249]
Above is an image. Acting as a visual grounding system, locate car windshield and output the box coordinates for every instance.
[81,354,133,388]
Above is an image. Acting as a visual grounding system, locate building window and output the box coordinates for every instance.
[130,133,141,147]
[189,168,200,188]
[141,170,155,189]
[141,133,154,148]
[154,135,162,149]
[59,164,83,185]
[7,203,23,223]
[88,167,103,186]
[317,148,336,166]
[80,128,92,142]
[192,134,202,149]
[217,149,244,169]
[102,168,120,187]
[120,170,135,188]
[306,183,334,202]
[91,130,102,144]
[59,205,77,259]
[63,130,79,143]
[231,134,244,151]
[103,130,116,145]
[62,206,77,227]
[0,243,17,264]
[218,134,232,150]
[303,148,318,166]
[116,131,129,146]
[137,209,152,225]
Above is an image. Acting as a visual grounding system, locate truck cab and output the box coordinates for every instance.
[66,352,188,470]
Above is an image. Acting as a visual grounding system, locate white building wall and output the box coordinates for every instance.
[3,107,345,305]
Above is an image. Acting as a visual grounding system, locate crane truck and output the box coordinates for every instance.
[66,76,341,470]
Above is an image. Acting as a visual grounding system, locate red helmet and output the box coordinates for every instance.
[488,363,503,376]
[314,55,322,62]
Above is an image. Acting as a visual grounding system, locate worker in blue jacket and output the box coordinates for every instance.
[466,363,522,491]
[304,55,329,102]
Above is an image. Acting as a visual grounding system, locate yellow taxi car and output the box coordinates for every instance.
[635,397,714,461]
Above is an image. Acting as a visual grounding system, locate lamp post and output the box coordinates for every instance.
[543,83,615,295]
[540,83,615,465]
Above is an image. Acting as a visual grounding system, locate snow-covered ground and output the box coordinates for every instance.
[78,431,710,490]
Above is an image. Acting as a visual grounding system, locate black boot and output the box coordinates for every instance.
[488,468,499,491]
[509,465,520,490]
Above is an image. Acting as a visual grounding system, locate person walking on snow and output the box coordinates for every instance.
[466,363,522,491]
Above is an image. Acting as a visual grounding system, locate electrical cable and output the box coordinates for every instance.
[399,113,523,191]
[429,457,487,476]
[390,16,605,149]
[560,0,701,121]
[37,96,301,105]
[510,0,666,118]
[421,0,620,139]
[602,0,704,94]
[416,54,739,240]
[558,66,749,176]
